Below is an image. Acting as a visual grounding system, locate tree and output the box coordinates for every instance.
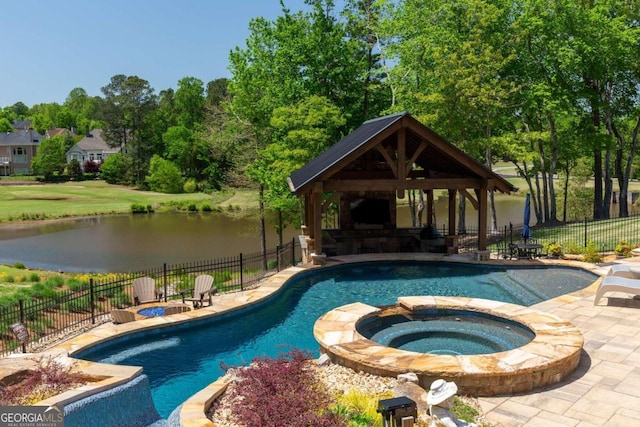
[68,159,83,181]
[384,0,516,231]
[0,118,12,132]
[174,77,206,129]
[206,78,229,108]
[146,155,183,193]
[99,74,158,185]
[163,125,210,180]
[30,103,62,134]
[30,135,67,180]
[10,102,29,118]
[229,0,362,261]
[248,96,345,245]
[343,0,392,121]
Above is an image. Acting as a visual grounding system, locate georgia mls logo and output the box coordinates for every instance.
[0,405,64,427]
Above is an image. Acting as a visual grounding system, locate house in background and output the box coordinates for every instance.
[44,128,70,139]
[0,129,42,175]
[66,129,118,167]
[11,120,32,131]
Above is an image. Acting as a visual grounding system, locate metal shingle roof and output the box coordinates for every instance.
[288,112,406,192]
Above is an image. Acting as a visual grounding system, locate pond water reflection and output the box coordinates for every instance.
[0,194,631,273]
[0,213,298,273]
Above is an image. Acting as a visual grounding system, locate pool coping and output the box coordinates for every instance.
[314,296,584,395]
[4,253,606,426]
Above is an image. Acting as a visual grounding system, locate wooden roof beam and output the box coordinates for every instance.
[323,178,486,192]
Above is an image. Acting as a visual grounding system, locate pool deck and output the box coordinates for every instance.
[5,253,640,426]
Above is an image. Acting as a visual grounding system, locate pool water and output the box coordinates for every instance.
[357,311,535,355]
[76,261,596,418]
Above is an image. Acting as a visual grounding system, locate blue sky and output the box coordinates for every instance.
[0,0,324,107]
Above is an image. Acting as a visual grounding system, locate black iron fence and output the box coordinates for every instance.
[1,239,301,357]
[493,213,640,254]
[435,213,640,255]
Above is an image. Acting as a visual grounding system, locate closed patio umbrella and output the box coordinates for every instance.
[522,194,532,243]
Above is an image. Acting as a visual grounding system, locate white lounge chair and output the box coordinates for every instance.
[133,277,163,305]
[594,276,640,306]
[181,274,217,308]
[111,309,135,324]
[607,264,640,279]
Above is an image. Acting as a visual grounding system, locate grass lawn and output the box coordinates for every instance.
[0,181,259,223]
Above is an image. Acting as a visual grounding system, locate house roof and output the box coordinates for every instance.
[288,112,515,195]
[45,128,69,138]
[68,129,117,154]
[11,120,32,130]
[0,129,42,146]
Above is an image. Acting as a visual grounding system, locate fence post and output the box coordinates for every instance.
[291,237,296,266]
[90,278,96,325]
[584,217,588,248]
[239,253,244,291]
[163,263,168,302]
[19,299,26,353]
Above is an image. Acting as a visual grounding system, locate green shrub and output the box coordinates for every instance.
[45,276,65,288]
[12,262,25,269]
[66,278,89,291]
[614,240,634,257]
[200,203,212,212]
[31,282,58,299]
[130,203,149,214]
[183,178,197,193]
[564,242,583,255]
[28,273,41,282]
[100,153,133,185]
[583,242,603,263]
[544,242,563,257]
[5,275,15,283]
[187,203,198,212]
[451,397,480,424]
[146,155,183,193]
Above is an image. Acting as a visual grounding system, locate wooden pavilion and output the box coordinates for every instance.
[287,112,516,263]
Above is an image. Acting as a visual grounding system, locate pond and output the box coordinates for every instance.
[0,197,532,272]
[0,213,298,272]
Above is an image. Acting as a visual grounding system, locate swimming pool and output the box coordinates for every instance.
[75,261,597,418]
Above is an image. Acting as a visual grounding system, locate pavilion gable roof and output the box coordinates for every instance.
[288,112,515,195]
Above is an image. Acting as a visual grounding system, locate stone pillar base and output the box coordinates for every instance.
[474,250,490,261]
[311,253,327,265]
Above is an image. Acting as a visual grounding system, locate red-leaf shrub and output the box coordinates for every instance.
[0,356,86,405]
[223,349,346,427]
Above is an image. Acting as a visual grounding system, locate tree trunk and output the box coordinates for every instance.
[603,148,613,219]
[611,116,640,217]
[485,147,498,233]
[259,185,267,270]
[546,112,559,223]
[536,137,549,222]
[457,194,466,234]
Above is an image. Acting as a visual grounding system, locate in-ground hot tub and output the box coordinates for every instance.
[314,296,584,396]
[357,309,535,356]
